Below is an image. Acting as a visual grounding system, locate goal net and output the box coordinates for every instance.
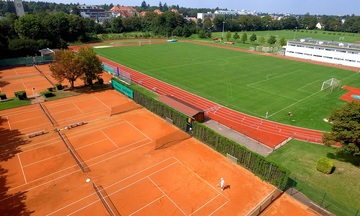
[321,78,340,92]
[139,40,152,46]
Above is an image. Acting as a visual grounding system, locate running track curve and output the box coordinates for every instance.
[97,56,324,149]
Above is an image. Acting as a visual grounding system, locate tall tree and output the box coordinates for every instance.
[49,49,82,88]
[267,35,276,45]
[250,33,257,44]
[323,101,360,157]
[241,32,247,43]
[77,46,103,86]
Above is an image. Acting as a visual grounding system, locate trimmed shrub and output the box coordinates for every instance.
[47,87,54,92]
[14,90,27,100]
[0,93,7,100]
[56,83,63,90]
[316,157,334,174]
[41,91,55,98]
[97,78,104,85]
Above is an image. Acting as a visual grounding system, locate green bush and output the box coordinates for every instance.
[14,90,27,100]
[0,93,7,100]
[317,157,334,174]
[56,83,63,90]
[47,87,54,92]
[41,91,55,98]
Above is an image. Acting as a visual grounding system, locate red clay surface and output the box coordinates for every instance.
[96,53,324,149]
[0,66,53,97]
[261,193,319,216]
[0,90,316,215]
[340,85,360,101]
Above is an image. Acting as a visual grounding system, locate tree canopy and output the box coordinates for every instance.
[49,47,103,88]
[323,101,360,157]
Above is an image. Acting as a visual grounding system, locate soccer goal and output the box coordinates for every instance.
[138,40,152,46]
[321,78,340,92]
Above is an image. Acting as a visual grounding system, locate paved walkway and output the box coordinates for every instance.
[204,120,273,156]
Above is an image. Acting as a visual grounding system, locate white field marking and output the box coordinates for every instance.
[17,154,27,184]
[129,195,165,216]
[100,130,118,148]
[297,79,321,93]
[21,79,27,89]
[173,157,229,201]
[268,90,322,118]
[125,120,153,143]
[147,177,187,216]
[65,121,127,138]
[22,151,69,168]
[209,200,229,216]
[94,96,111,110]
[72,102,84,113]
[246,85,298,101]
[10,115,47,124]
[190,194,222,216]
[247,70,301,87]
[2,106,39,116]
[4,167,80,199]
[74,138,108,151]
[84,138,151,166]
[7,116,11,130]
[20,138,62,152]
[266,74,273,79]
[48,158,177,215]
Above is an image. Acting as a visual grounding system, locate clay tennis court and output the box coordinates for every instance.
[0,89,316,215]
[0,66,53,97]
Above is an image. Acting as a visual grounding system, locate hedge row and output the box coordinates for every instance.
[122,79,290,190]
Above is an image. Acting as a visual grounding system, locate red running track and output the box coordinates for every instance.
[98,56,324,149]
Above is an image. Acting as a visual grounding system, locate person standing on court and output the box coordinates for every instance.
[218,177,225,191]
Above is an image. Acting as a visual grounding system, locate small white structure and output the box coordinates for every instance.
[285,39,360,68]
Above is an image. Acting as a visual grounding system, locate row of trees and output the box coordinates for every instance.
[49,46,103,88]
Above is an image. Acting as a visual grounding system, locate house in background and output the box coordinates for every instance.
[109,6,139,18]
[77,4,111,23]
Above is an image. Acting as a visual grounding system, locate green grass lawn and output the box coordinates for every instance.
[95,42,360,131]
[0,98,31,110]
[203,29,360,49]
[267,140,360,216]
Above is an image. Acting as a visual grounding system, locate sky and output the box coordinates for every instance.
[30,0,359,15]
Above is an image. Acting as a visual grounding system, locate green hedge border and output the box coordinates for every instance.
[113,78,290,190]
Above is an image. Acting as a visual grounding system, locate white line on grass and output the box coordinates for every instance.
[267,90,322,118]
[297,79,321,93]
[247,70,301,87]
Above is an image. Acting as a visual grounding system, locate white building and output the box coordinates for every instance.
[285,39,360,68]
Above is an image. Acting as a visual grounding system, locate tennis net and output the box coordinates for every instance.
[57,131,90,172]
[92,182,121,216]
[34,64,55,86]
[39,103,58,127]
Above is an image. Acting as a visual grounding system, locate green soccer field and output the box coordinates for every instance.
[95,42,360,131]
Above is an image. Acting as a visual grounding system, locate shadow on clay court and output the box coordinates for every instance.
[0,116,33,215]
[223,185,231,191]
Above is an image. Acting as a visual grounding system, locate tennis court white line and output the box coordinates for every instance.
[190,194,222,216]
[22,151,69,168]
[209,200,229,216]
[48,158,177,215]
[6,116,11,130]
[128,195,165,216]
[72,102,84,113]
[94,96,111,110]
[100,130,119,149]
[2,168,81,201]
[21,79,27,89]
[65,121,127,138]
[74,138,108,151]
[125,120,153,143]
[20,139,62,152]
[147,177,187,215]
[17,154,27,184]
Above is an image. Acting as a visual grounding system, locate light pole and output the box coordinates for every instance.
[266,24,269,36]
[222,21,225,41]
